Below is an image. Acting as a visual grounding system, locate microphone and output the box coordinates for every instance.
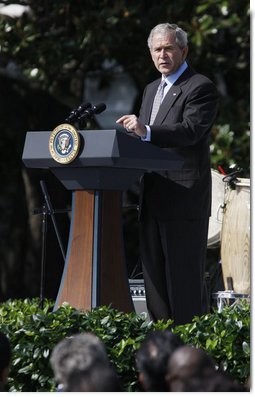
[65,102,92,123]
[79,103,106,120]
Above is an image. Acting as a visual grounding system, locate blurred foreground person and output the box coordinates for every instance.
[166,345,246,392]
[199,371,247,392]
[0,331,11,392]
[136,329,184,391]
[64,362,122,392]
[50,332,121,392]
[166,345,215,391]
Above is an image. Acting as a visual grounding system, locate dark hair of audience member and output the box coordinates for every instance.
[166,345,216,391]
[0,331,11,391]
[175,369,248,392]
[136,329,184,391]
[166,345,247,392]
[64,362,122,392]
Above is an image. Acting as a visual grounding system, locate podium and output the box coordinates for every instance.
[22,129,183,313]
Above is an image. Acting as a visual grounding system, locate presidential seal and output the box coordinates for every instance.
[49,123,80,164]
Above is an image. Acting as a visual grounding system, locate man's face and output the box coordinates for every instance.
[150,31,188,76]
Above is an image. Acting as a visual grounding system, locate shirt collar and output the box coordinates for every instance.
[163,61,188,86]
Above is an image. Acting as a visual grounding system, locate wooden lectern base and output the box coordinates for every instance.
[54,190,134,313]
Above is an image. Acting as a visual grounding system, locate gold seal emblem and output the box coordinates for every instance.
[49,123,80,164]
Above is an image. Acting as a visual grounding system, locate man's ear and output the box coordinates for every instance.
[182,46,189,61]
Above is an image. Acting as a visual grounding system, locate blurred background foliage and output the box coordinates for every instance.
[0,0,250,300]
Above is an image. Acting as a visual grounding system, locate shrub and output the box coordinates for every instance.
[0,299,171,391]
[0,298,250,391]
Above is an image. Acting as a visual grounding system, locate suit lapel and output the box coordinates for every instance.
[154,85,182,124]
[152,66,195,125]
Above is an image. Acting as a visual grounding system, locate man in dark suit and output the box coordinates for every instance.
[116,23,219,325]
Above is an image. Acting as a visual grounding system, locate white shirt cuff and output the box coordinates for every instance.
[141,125,151,141]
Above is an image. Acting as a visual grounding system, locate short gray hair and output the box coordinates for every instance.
[50,333,109,387]
[147,23,188,50]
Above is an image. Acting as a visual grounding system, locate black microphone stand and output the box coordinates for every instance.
[78,103,106,129]
[34,180,69,309]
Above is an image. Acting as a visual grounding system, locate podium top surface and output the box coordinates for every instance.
[22,129,183,172]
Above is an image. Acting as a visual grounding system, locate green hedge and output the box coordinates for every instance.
[0,299,250,392]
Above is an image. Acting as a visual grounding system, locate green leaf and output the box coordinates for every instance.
[242,341,250,355]
[101,315,110,325]
[43,349,50,358]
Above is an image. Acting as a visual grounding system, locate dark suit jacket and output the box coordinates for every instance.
[138,66,219,220]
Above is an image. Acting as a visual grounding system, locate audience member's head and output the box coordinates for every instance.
[50,332,117,391]
[172,369,247,392]
[0,331,11,391]
[202,370,247,392]
[65,362,122,392]
[136,329,184,391]
[166,345,216,391]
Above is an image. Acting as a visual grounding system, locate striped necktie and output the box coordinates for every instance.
[149,79,167,124]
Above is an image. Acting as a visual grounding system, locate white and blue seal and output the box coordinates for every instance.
[49,123,80,164]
